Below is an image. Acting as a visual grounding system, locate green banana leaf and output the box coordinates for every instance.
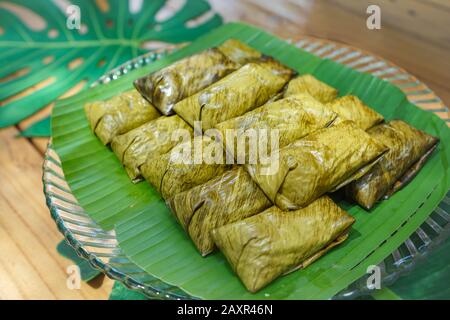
[52,23,450,299]
[109,281,148,300]
[19,116,50,137]
[0,0,222,136]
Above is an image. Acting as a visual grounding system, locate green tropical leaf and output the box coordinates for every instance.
[109,281,148,300]
[371,288,402,300]
[0,0,222,135]
[387,235,450,299]
[52,23,450,299]
[20,116,50,136]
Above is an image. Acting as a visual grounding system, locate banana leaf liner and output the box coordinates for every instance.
[141,135,231,199]
[246,121,389,210]
[134,47,239,115]
[284,74,338,104]
[111,115,193,182]
[167,167,272,256]
[214,93,337,163]
[346,120,439,210]
[211,195,355,292]
[173,61,294,131]
[327,95,384,130]
[84,89,161,145]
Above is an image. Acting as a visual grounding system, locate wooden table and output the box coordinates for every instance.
[1,0,449,299]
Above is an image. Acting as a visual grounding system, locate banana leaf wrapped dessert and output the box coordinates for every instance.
[141,135,231,199]
[217,39,262,65]
[134,48,239,115]
[346,120,439,210]
[111,115,193,182]
[327,95,384,130]
[284,74,338,104]
[215,93,337,162]
[260,57,295,81]
[173,61,294,130]
[212,196,355,292]
[246,121,389,210]
[84,89,161,145]
[167,167,272,256]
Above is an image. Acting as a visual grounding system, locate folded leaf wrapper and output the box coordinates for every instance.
[346,120,439,210]
[173,61,294,130]
[284,74,338,104]
[134,48,239,115]
[217,39,262,65]
[141,135,231,199]
[247,121,389,210]
[327,95,384,130]
[84,89,161,145]
[215,93,337,161]
[212,196,355,292]
[111,115,193,182]
[167,167,272,256]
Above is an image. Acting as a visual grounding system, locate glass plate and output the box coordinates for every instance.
[43,37,450,300]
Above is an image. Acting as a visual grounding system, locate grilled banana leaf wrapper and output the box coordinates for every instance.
[247,121,389,210]
[134,48,239,115]
[217,39,262,65]
[141,135,231,199]
[284,74,338,104]
[173,61,294,130]
[346,120,439,210]
[167,167,272,256]
[111,115,193,182]
[212,196,355,292]
[327,95,384,130]
[215,93,337,161]
[84,89,161,145]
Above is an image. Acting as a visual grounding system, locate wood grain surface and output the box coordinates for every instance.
[0,0,449,300]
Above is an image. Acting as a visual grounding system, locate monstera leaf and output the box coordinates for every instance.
[0,0,222,136]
